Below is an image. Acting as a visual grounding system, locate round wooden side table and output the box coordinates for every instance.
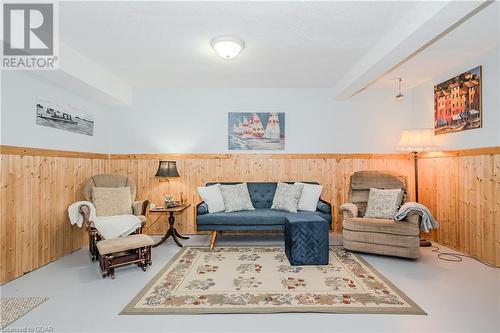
[149,203,191,247]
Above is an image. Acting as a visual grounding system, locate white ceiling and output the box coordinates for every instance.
[59,1,421,88]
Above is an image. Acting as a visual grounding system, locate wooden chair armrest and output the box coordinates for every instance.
[78,204,92,229]
[133,200,150,216]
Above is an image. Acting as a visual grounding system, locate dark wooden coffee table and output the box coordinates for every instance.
[150,204,191,247]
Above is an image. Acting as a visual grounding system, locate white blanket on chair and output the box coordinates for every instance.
[67,201,96,228]
[395,202,439,233]
[93,215,142,240]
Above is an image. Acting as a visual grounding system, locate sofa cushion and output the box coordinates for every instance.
[197,209,286,227]
[206,182,326,210]
[296,182,323,212]
[364,188,403,219]
[219,183,255,212]
[197,208,331,227]
[271,182,304,213]
[207,182,278,209]
[247,182,279,208]
[197,184,225,213]
[343,217,419,236]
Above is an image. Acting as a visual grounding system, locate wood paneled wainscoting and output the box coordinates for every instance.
[418,148,500,267]
[106,154,416,235]
[0,148,108,284]
[2,145,499,284]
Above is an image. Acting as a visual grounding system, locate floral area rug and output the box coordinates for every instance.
[121,246,425,315]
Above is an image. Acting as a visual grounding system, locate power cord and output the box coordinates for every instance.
[429,245,497,268]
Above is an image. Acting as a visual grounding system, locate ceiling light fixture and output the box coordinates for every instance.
[395,77,404,101]
[211,36,244,59]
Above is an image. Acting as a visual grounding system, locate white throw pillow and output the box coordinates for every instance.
[219,183,255,213]
[364,188,403,219]
[271,182,304,213]
[295,182,323,212]
[197,184,225,213]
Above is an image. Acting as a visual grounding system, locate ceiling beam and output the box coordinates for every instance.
[1,39,132,106]
[34,41,133,106]
[331,0,493,100]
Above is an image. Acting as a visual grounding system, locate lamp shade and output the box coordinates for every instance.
[396,128,438,152]
[155,161,180,177]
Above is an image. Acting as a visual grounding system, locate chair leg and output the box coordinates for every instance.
[99,255,106,278]
[107,256,115,279]
[210,231,218,251]
[89,231,97,261]
[147,246,152,265]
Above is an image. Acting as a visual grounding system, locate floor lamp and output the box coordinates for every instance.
[396,128,438,247]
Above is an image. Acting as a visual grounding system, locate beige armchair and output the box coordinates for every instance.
[340,171,420,259]
[79,174,150,261]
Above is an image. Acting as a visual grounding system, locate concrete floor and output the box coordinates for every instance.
[1,234,499,333]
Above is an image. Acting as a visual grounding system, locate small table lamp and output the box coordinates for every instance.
[396,128,438,247]
[155,161,180,182]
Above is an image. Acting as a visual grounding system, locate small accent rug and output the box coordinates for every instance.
[0,297,48,329]
[122,246,425,315]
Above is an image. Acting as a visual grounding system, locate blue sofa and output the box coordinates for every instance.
[195,182,333,249]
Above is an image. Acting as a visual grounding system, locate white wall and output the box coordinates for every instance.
[1,71,112,153]
[4,48,499,154]
[1,71,414,154]
[2,4,498,155]
[103,83,413,154]
[410,46,499,150]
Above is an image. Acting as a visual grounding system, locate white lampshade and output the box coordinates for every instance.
[396,128,438,152]
[211,36,244,59]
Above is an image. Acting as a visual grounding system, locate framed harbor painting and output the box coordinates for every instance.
[36,98,94,136]
[434,66,482,135]
[228,112,285,150]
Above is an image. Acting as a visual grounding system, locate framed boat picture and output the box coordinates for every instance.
[228,112,285,150]
[434,66,482,135]
[36,98,94,136]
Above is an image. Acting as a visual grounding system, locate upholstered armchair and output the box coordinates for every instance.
[340,171,420,259]
[79,174,150,261]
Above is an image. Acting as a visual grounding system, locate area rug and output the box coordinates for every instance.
[122,246,425,315]
[0,297,48,329]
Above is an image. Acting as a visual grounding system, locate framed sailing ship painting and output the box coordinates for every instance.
[434,66,482,135]
[228,112,285,150]
[36,98,94,136]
